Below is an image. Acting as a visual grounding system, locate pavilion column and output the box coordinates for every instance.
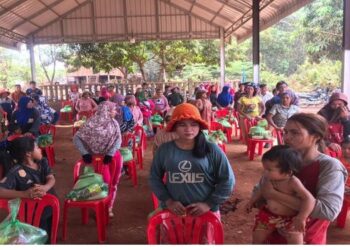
[220,27,225,89]
[252,0,260,84]
[28,39,36,82]
[343,0,350,97]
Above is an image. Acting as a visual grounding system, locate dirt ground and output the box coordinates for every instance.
[48,119,350,244]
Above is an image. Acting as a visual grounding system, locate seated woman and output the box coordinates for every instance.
[125,95,143,126]
[10,96,41,137]
[266,92,299,131]
[261,113,347,244]
[153,88,169,117]
[75,91,98,114]
[32,95,59,125]
[0,88,16,124]
[73,101,122,217]
[149,103,235,218]
[217,86,233,108]
[318,92,350,155]
[237,83,264,143]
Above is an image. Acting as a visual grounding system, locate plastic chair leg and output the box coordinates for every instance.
[62,202,68,240]
[258,142,264,155]
[96,203,106,243]
[138,150,143,169]
[249,141,257,161]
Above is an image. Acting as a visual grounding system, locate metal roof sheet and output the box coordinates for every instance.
[0,0,313,49]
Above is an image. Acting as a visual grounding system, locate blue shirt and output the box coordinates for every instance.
[149,141,235,211]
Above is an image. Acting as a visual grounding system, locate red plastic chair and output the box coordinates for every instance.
[0,194,60,244]
[147,209,224,244]
[40,145,55,168]
[210,121,224,132]
[62,155,118,243]
[39,124,56,143]
[274,128,284,145]
[133,125,146,169]
[121,133,138,187]
[213,108,229,119]
[60,100,74,123]
[336,193,350,228]
[76,110,94,121]
[244,118,273,161]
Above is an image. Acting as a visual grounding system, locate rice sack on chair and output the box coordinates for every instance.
[66,166,108,201]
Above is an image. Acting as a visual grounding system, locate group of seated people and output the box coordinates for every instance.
[0,79,349,245]
[0,81,59,138]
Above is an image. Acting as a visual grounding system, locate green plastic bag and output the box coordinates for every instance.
[0,198,48,244]
[208,130,227,145]
[120,147,133,163]
[217,118,232,128]
[150,114,163,126]
[66,166,108,201]
[60,105,72,113]
[37,134,53,147]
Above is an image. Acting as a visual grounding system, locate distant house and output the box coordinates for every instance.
[67,67,124,85]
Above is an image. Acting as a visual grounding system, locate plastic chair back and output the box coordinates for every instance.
[210,121,224,132]
[39,124,56,141]
[0,194,60,244]
[121,132,136,152]
[61,100,74,108]
[147,209,224,244]
[73,155,117,190]
[214,109,229,119]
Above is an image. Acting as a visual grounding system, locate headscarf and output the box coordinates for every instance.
[217,86,233,107]
[318,92,349,123]
[33,95,54,124]
[76,101,121,155]
[16,96,34,126]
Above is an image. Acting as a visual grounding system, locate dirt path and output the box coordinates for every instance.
[50,123,350,244]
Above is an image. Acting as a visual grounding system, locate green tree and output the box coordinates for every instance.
[300,0,343,62]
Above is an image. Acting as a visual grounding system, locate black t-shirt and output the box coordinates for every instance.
[0,158,55,195]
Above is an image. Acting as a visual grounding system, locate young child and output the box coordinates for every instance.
[340,136,350,190]
[0,136,56,240]
[245,145,315,244]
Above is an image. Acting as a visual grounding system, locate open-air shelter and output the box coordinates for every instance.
[0,0,349,93]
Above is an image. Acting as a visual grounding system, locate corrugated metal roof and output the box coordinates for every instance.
[0,0,313,49]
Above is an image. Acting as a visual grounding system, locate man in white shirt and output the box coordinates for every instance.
[259,84,274,105]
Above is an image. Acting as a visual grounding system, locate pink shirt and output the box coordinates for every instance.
[129,106,143,126]
[75,98,97,112]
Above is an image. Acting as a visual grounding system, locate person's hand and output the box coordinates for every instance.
[186,202,211,217]
[245,201,254,214]
[165,199,186,216]
[82,154,92,164]
[32,184,47,197]
[339,106,349,119]
[25,186,44,199]
[291,216,306,233]
[329,143,341,152]
[103,155,113,164]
